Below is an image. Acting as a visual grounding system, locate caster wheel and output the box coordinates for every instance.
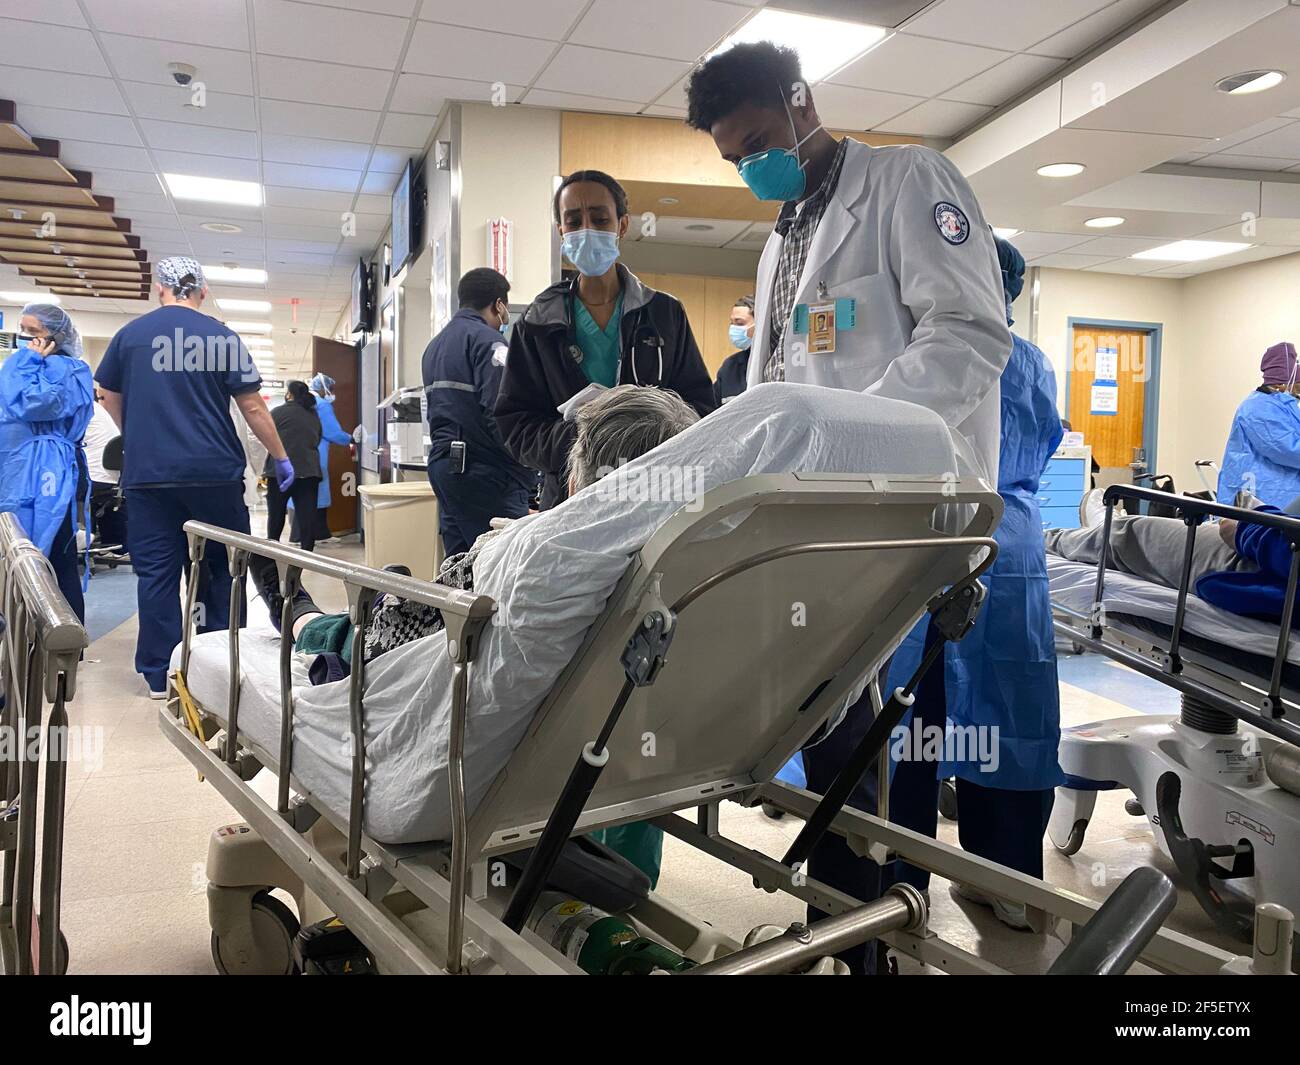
[211,891,300,975]
[1053,819,1088,856]
[1124,798,1145,817]
[938,779,958,822]
[761,802,785,820]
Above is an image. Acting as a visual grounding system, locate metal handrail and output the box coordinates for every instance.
[0,510,86,975]
[177,520,494,975]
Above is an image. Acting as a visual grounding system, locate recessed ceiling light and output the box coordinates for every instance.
[1131,239,1251,262]
[164,173,262,206]
[1085,216,1125,228]
[0,291,59,304]
[201,221,244,234]
[991,227,1021,239]
[713,9,890,83]
[684,223,714,232]
[1215,70,1286,95]
[203,265,267,285]
[1037,162,1085,178]
[217,297,271,312]
[658,197,679,206]
[225,319,272,332]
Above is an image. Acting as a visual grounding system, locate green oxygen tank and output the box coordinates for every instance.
[527,893,694,975]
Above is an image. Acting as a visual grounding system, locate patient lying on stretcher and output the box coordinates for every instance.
[246,385,702,681]
[1044,495,1300,626]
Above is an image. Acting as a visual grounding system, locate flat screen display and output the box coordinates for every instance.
[391,161,412,274]
[350,257,371,334]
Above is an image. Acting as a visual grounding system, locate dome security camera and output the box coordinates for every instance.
[169,62,197,87]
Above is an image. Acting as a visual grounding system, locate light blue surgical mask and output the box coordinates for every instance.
[737,95,823,203]
[561,228,620,277]
[729,324,753,350]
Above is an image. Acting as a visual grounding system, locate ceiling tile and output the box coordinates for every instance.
[259,99,381,142]
[418,0,587,39]
[830,33,1008,98]
[87,169,167,196]
[1192,117,1293,155]
[520,90,644,116]
[810,83,919,131]
[568,0,746,61]
[255,56,394,110]
[254,0,410,69]
[263,205,347,227]
[264,187,354,212]
[404,21,552,83]
[0,67,127,114]
[942,52,1065,106]
[98,33,255,95]
[1029,0,1164,60]
[361,170,402,195]
[1009,231,1094,257]
[0,0,86,28]
[534,44,688,101]
[153,150,260,183]
[262,133,374,171]
[368,146,414,174]
[121,81,256,129]
[642,104,688,118]
[390,72,520,112]
[1229,122,1300,160]
[0,17,108,76]
[1061,234,1170,256]
[262,162,362,194]
[9,105,143,147]
[307,0,416,14]
[1193,155,1300,172]
[641,216,750,246]
[56,140,155,173]
[1028,251,1122,269]
[874,97,992,137]
[905,0,1112,53]
[139,119,259,158]
[378,113,436,149]
[81,0,250,50]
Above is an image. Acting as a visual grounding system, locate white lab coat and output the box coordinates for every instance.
[747,138,1011,484]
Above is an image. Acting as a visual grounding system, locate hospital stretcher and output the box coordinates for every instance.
[1049,485,1300,956]
[160,475,1272,976]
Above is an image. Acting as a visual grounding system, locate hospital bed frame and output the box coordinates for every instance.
[161,474,1254,975]
[1050,484,1300,947]
[0,511,87,975]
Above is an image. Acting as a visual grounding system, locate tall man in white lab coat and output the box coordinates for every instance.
[687,41,1011,973]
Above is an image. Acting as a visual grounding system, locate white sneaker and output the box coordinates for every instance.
[951,882,1034,931]
[1079,487,1108,528]
[148,688,167,701]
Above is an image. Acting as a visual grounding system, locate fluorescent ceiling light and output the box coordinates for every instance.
[1216,70,1286,95]
[164,173,262,206]
[1037,162,1085,178]
[1085,216,1125,228]
[991,227,1021,239]
[217,298,271,312]
[225,320,272,332]
[0,291,60,304]
[712,8,889,83]
[202,265,268,285]
[1131,240,1251,262]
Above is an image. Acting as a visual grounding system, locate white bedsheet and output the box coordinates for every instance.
[177,384,962,844]
[1047,553,1300,664]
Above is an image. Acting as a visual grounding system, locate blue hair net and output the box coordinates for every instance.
[309,372,335,397]
[21,302,82,359]
[994,237,1025,303]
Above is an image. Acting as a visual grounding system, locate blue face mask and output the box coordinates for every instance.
[561,228,620,277]
[729,324,753,350]
[737,97,823,203]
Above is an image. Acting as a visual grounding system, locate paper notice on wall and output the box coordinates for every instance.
[1095,346,1118,380]
[1090,381,1119,415]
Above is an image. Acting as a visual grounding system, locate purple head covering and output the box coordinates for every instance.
[1261,341,1299,386]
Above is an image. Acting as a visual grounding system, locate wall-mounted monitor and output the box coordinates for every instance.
[390,160,421,275]
[350,257,373,335]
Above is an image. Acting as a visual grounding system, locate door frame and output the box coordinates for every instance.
[1064,316,1164,476]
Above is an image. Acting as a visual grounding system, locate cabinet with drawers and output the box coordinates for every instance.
[1038,446,1091,530]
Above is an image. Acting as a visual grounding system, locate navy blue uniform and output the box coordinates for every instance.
[96,305,259,693]
[423,309,533,556]
[713,348,750,407]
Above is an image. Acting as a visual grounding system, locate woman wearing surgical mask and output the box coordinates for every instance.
[494,169,715,509]
[0,303,95,621]
[714,294,755,406]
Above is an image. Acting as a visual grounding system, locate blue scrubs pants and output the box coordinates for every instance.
[427,457,530,558]
[126,482,249,692]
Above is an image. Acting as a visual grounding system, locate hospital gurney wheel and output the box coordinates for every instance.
[210,891,300,976]
[938,779,958,822]
[1053,820,1087,857]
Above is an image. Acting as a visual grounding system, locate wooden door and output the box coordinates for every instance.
[312,335,360,535]
[1068,324,1150,484]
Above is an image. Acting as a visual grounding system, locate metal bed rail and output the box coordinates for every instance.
[176,521,495,975]
[0,510,88,975]
[1073,484,1300,745]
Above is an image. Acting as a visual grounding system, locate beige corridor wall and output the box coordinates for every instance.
[1028,268,1187,486]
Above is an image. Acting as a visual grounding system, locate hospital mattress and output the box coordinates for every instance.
[1047,553,1300,670]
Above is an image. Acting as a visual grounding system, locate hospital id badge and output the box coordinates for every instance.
[807,301,837,354]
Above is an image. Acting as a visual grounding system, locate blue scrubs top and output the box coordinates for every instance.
[574,292,623,387]
[1218,388,1300,508]
[95,305,261,488]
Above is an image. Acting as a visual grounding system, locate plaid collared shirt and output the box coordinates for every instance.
[763,137,848,383]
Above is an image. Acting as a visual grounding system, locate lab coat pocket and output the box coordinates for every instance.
[799,272,907,391]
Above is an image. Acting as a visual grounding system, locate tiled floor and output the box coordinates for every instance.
[50,531,1245,975]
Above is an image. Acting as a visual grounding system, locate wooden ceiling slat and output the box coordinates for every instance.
[8,254,149,273]
[0,146,85,186]
[0,178,98,208]
[0,220,134,246]
[21,267,151,282]
[0,199,126,229]
[0,237,143,259]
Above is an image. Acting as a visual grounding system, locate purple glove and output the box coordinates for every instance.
[274,457,295,492]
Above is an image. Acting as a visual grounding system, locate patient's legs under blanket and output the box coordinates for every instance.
[1044,516,1253,590]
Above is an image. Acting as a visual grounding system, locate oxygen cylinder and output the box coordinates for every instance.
[528,892,693,975]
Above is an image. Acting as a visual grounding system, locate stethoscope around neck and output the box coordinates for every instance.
[563,275,664,385]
